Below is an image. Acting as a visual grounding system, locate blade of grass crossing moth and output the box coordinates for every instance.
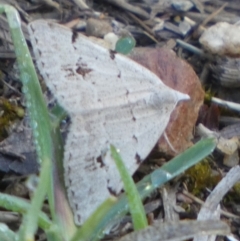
[71,197,117,241]
[110,145,148,230]
[2,5,55,240]
[90,138,217,240]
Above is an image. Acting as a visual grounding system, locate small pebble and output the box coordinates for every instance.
[172,0,194,12]
[200,22,240,57]
[86,18,112,37]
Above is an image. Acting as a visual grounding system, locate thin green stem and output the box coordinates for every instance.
[111,145,148,230]
[2,5,55,240]
[71,197,117,241]
[0,193,52,230]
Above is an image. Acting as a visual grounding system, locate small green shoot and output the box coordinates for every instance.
[110,145,148,230]
[71,197,117,241]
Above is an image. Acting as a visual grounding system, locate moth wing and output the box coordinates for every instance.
[28,20,189,225]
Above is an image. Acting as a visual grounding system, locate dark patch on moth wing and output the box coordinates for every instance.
[60,94,65,100]
[135,153,141,164]
[68,172,72,184]
[64,68,75,77]
[129,108,136,122]
[71,30,78,43]
[118,72,121,78]
[109,50,116,60]
[40,60,45,69]
[75,203,80,212]
[48,22,55,29]
[31,35,39,47]
[77,214,82,223]
[36,47,42,56]
[85,165,97,171]
[132,135,138,143]
[96,155,105,168]
[76,66,92,77]
[87,187,95,195]
[84,157,97,171]
[29,24,35,33]
[66,163,71,174]
[107,187,117,196]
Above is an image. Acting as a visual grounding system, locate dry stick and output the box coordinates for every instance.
[186,11,238,24]
[202,2,228,27]
[180,1,228,50]
[43,0,62,11]
[72,0,90,9]
[128,12,153,35]
[127,12,159,44]
[142,30,159,44]
[194,165,240,241]
[1,79,22,95]
[193,2,228,37]
[8,0,30,22]
[106,0,149,19]
[182,190,240,220]
[191,0,204,13]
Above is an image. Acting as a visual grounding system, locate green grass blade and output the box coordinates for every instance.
[45,224,65,241]
[110,145,148,230]
[0,223,17,241]
[1,5,55,240]
[3,6,53,167]
[1,5,76,240]
[71,197,117,241]
[90,138,217,240]
[0,193,52,230]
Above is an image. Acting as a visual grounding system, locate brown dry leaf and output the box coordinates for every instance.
[197,104,220,130]
[130,48,204,156]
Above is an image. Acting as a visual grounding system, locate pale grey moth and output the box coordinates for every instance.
[28,20,189,225]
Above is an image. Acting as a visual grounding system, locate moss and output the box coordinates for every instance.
[184,159,221,195]
[225,182,240,203]
[0,97,24,140]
